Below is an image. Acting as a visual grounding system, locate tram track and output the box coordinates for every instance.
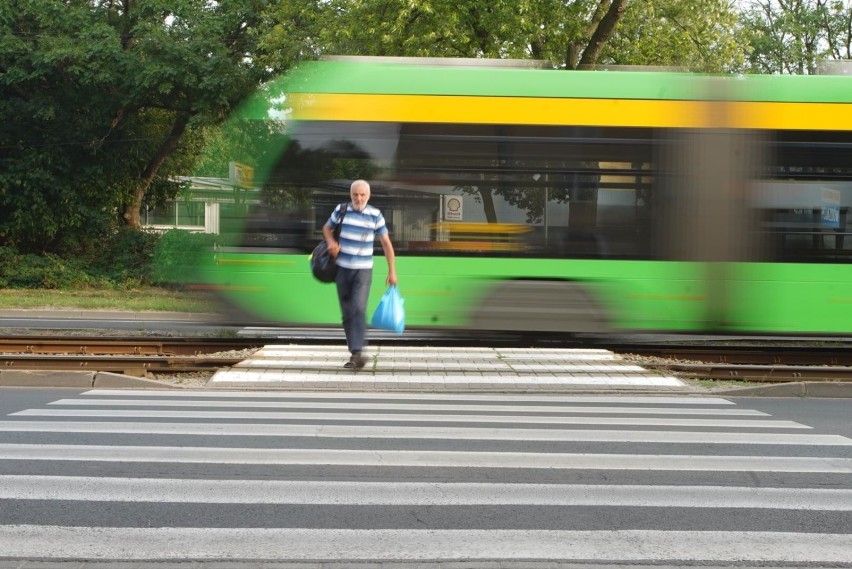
[0,336,257,377]
[626,360,852,383]
[610,343,852,383]
[0,334,851,383]
[614,345,852,382]
[0,337,262,357]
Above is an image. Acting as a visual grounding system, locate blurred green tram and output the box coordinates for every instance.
[195,59,852,336]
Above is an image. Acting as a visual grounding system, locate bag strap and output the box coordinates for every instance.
[333,202,348,239]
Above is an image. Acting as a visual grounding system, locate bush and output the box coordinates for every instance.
[0,230,162,289]
[0,246,105,289]
[86,228,161,288]
[151,229,217,286]
[0,228,218,290]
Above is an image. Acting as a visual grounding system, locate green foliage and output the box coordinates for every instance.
[260,0,617,67]
[606,0,747,72]
[89,228,162,287]
[0,0,276,252]
[0,247,107,289]
[0,229,189,289]
[739,0,852,75]
[0,0,125,252]
[151,229,217,286]
[258,0,753,73]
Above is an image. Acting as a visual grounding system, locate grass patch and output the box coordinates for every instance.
[0,288,215,313]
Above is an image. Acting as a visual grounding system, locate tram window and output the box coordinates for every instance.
[387,123,661,259]
[756,131,852,262]
[274,121,667,259]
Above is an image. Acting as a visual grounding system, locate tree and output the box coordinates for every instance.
[604,0,747,72]
[740,0,852,74]
[304,0,629,69]
[0,0,273,253]
[1,1,126,252]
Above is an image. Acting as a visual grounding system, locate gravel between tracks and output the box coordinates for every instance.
[147,347,260,387]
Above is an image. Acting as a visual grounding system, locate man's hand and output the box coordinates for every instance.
[326,239,340,258]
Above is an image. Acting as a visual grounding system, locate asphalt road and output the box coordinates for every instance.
[0,388,850,566]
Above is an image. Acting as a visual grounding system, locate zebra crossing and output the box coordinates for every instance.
[0,389,850,565]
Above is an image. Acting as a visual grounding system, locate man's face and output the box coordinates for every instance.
[350,185,370,211]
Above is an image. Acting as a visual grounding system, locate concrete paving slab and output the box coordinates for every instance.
[93,372,184,389]
[207,345,697,393]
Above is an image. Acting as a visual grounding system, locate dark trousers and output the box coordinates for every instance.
[335,266,372,354]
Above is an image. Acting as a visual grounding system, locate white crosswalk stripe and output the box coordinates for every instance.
[10,408,809,427]
[45,397,769,415]
[2,444,851,471]
[2,527,852,563]
[0,420,846,444]
[3,477,852,510]
[1,389,850,564]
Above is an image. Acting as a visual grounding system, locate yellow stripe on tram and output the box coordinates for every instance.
[730,101,852,131]
[289,94,713,128]
[289,93,852,131]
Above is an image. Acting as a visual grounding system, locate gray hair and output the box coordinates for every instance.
[350,179,370,192]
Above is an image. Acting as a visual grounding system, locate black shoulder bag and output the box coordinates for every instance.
[310,203,347,283]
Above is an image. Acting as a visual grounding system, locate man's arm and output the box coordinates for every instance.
[379,233,397,286]
[322,223,340,258]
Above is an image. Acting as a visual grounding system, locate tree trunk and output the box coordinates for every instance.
[123,111,190,229]
[478,188,498,223]
[578,0,629,68]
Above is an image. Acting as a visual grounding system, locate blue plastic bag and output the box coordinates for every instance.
[371,285,405,334]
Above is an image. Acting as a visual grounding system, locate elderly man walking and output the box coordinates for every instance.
[322,179,398,369]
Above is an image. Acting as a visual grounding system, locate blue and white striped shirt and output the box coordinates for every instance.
[326,203,388,270]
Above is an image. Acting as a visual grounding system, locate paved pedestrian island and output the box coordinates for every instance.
[209,345,692,392]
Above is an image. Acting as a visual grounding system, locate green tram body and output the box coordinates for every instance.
[195,60,852,336]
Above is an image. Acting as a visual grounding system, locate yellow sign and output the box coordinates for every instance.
[229,162,254,189]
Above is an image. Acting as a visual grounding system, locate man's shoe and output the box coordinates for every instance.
[344,353,366,370]
[353,354,366,370]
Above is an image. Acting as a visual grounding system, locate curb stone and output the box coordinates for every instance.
[712,381,852,398]
[2,369,851,397]
[0,370,186,389]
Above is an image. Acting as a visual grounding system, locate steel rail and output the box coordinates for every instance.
[0,338,263,356]
[639,362,852,383]
[0,354,244,376]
